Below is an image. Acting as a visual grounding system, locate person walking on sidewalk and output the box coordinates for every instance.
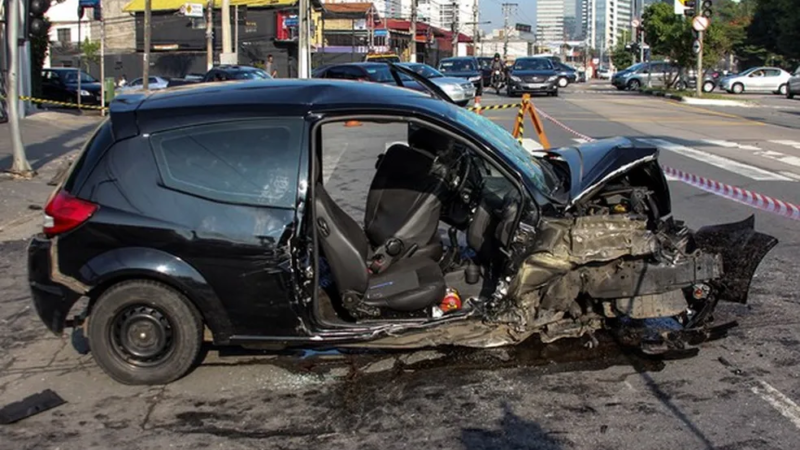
[266,55,278,78]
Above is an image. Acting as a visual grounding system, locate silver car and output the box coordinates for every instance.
[117,76,170,93]
[787,67,800,99]
[398,63,476,106]
[718,67,792,95]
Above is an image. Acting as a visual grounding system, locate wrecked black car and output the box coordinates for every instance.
[28,77,777,385]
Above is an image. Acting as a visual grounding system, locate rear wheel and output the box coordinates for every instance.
[778,84,788,95]
[703,81,715,93]
[88,280,204,385]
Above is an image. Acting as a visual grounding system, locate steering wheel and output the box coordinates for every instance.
[447,149,472,200]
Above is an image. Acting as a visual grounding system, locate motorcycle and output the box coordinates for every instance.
[491,69,505,95]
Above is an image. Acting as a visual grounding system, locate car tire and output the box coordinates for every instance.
[778,84,788,95]
[703,81,715,93]
[789,89,796,100]
[557,77,569,88]
[615,85,626,91]
[88,280,204,385]
[732,83,744,94]
[550,89,559,97]
[628,79,642,91]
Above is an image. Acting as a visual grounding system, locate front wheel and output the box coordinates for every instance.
[778,84,788,95]
[549,89,559,97]
[88,280,204,385]
[789,89,796,100]
[731,83,744,94]
[557,77,569,88]
[628,79,642,91]
[703,81,715,93]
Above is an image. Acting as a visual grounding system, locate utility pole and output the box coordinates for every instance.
[451,1,458,57]
[234,5,239,61]
[410,0,418,63]
[298,0,310,78]
[472,0,479,56]
[100,0,106,115]
[501,3,517,60]
[7,0,32,176]
[77,12,82,109]
[206,0,214,70]
[221,0,234,63]
[639,28,645,64]
[143,0,151,90]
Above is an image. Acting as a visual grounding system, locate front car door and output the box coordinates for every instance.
[745,68,768,91]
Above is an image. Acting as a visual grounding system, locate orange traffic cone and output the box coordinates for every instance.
[474,96,482,115]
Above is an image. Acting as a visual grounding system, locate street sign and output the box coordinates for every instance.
[692,16,710,32]
[180,3,204,18]
[631,19,640,28]
[692,39,701,54]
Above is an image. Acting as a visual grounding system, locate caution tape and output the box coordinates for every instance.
[19,95,107,111]
[1,94,107,111]
[467,102,521,112]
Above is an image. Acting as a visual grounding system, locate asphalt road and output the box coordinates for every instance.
[2,84,800,450]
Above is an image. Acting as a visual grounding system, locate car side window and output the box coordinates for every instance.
[130,78,142,86]
[765,69,781,77]
[149,77,159,84]
[149,119,304,208]
[326,66,363,80]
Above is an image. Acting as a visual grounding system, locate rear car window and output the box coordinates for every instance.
[64,119,115,195]
[149,119,304,208]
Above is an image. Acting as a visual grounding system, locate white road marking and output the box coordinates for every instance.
[780,171,800,181]
[639,138,793,181]
[64,137,87,148]
[771,140,800,149]
[572,138,592,144]
[704,139,800,170]
[752,380,800,430]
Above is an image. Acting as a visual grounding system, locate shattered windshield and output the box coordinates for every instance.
[451,107,558,195]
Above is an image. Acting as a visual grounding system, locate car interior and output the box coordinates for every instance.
[311,119,523,323]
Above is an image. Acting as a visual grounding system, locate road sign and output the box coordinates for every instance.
[631,19,640,28]
[692,39,701,54]
[180,3,204,18]
[692,16,710,32]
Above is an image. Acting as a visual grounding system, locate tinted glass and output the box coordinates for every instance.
[327,66,364,80]
[440,59,477,72]
[364,65,413,82]
[61,71,98,83]
[399,63,443,78]
[150,119,304,208]
[232,69,271,80]
[513,59,553,71]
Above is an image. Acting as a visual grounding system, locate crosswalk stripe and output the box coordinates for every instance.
[572,138,592,144]
[704,139,800,169]
[770,140,800,149]
[639,138,793,181]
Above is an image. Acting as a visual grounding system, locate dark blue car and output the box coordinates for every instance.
[438,57,484,95]
[506,57,560,97]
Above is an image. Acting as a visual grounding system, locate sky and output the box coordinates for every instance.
[479,0,537,33]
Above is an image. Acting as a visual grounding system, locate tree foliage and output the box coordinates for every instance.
[30,20,52,99]
[642,2,725,73]
[81,38,101,70]
[610,30,634,70]
[741,0,799,68]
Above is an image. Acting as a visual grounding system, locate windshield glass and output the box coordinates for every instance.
[450,107,557,195]
[368,56,401,63]
[366,66,414,82]
[62,71,97,83]
[440,59,477,73]
[402,64,443,78]
[478,58,492,69]
[739,67,759,76]
[622,63,645,73]
[513,59,553,71]
[233,69,271,80]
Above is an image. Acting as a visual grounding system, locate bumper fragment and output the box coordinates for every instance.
[28,237,82,334]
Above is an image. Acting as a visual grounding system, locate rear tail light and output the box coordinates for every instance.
[43,190,98,236]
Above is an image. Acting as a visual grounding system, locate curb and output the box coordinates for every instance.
[639,89,751,107]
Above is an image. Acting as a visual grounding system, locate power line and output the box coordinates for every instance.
[501,2,517,60]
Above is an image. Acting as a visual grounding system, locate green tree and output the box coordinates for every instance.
[741,0,799,68]
[81,38,101,71]
[611,29,634,70]
[29,19,51,99]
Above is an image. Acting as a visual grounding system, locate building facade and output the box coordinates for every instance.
[536,0,565,42]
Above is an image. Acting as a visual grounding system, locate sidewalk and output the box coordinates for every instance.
[0,111,102,242]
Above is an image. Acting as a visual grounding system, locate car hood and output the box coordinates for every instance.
[429,77,474,87]
[510,70,557,77]
[65,82,102,92]
[439,71,480,78]
[545,137,669,213]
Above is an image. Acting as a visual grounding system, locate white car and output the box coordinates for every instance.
[117,76,170,93]
[596,67,613,80]
[717,67,792,95]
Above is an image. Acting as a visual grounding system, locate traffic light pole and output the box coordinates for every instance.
[7,0,33,176]
[695,1,703,97]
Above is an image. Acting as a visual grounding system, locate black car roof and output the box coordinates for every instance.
[441,56,477,60]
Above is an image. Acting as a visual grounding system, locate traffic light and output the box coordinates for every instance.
[700,0,712,18]
[27,0,51,39]
[684,1,696,17]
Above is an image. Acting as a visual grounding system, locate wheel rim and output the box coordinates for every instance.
[734,84,743,94]
[780,85,787,94]
[558,78,568,87]
[630,81,640,90]
[110,305,175,367]
[704,82,713,92]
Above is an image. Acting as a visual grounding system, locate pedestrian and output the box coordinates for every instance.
[266,54,277,78]
[117,74,127,88]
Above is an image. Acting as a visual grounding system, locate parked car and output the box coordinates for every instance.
[41,68,103,105]
[596,66,613,80]
[534,56,577,87]
[312,62,425,93]
[787,67,800,99]
[29,76,776,385]
[116,76,170,93]
[397,62,476,106]
[437,57,484,95]
[611,61,678,91]
[718,67,792,94]
[166,65,271,87]
[506,57,560,97]
[363,53,401,63]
